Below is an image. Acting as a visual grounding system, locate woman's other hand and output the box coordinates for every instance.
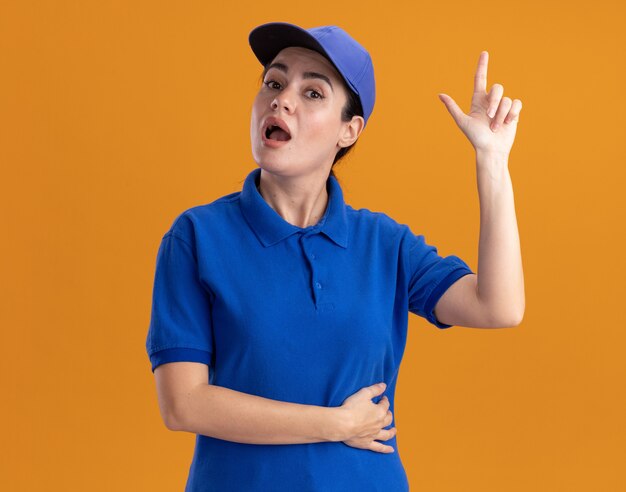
[337,382,397,453]
[438,51,522,157]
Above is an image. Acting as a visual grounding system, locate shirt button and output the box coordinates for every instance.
[315,282,322,289]
[311,254,316,260]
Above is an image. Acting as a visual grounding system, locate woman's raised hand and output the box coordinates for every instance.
[438,51,522,157]
[337,382,397,453]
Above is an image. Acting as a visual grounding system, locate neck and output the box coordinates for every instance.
[257,170,330,228]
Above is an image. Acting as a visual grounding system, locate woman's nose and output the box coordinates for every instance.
[271,88,295,113]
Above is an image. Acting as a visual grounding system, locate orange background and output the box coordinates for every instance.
[2,1,625,490]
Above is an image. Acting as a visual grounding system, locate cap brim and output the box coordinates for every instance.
[249,22,331,68]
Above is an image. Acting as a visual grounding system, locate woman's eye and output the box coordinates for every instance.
[264,80,281,90]
[307,90,324,100]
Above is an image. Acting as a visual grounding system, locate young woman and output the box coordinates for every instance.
[146,22,524,492]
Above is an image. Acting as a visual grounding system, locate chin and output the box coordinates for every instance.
[251,144,331,179]
[251,150,291,174]
[256,161,300,178]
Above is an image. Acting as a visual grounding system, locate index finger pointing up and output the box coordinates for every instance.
[474,51,489,94]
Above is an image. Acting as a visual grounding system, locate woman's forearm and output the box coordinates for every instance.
[170,383,348,445]
[475,150,525,325]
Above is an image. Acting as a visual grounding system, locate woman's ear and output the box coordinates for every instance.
[337,115,365,148]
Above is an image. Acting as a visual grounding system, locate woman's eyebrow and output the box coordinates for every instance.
[264,62,334,92]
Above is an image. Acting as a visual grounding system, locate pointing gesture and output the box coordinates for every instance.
[438,51,522,157]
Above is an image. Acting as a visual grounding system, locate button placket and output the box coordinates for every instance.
[299,232,321,306]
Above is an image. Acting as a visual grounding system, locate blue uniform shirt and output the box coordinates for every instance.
[146,167,474,491]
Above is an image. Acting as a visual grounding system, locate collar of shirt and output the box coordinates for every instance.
[239,167,348,249]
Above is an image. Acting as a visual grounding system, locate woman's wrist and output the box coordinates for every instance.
[321,406,352,442]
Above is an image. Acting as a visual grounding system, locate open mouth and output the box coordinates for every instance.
[265,125,291,142]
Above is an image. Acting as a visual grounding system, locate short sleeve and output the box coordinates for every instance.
[406,233,474,329]
[145,232,214,373]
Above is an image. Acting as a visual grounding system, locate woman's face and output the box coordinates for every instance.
[250,46,359,180]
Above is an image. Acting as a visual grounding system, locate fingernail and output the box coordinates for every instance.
[488,108,496,118]
[379,382,386,388]
[491,123,499,132]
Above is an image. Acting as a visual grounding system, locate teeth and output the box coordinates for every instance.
[266,125,280,137]
[265,122,289,139]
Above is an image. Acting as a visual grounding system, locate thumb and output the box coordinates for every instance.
[368,382,386,397]
[438,93,466,127]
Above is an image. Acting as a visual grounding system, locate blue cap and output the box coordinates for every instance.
[249,22,376,128]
